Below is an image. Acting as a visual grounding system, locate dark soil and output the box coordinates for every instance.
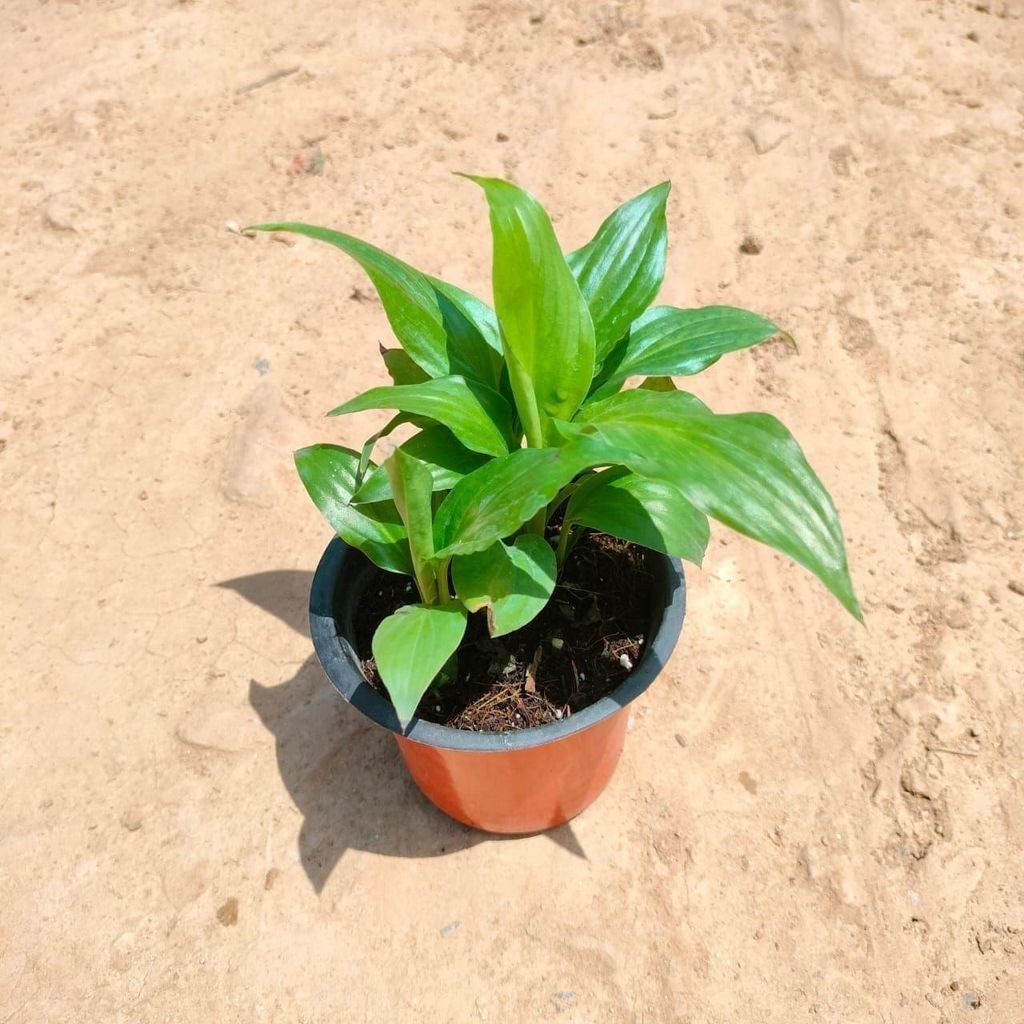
[351,531,655,732]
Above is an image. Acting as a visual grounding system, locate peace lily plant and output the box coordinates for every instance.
[248,177,860,729]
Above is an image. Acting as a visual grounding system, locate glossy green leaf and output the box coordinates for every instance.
[464,176,595,446]
[372,603,468,729]
[574,387,711,422]
[429,277,504,388]
[592,305,782,400]
[452,535,557,637]
[329,377,514,457]
[562,390,861,618]
[353,426,489,504]
[293,445,412,575]
[356,412,411,485]
[380,346,429,386]
[567,182,670,359]
[385,448,438,602]
[433,445,609,559]
[564,467,709,564]
[246,222,501,387]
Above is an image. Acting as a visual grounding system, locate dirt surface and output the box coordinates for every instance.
[1,2,1022,1022]
[355,531,655,730]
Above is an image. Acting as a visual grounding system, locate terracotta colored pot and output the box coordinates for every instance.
[309,538,686,834]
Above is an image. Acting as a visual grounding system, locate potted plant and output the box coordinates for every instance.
[246,177,859,834]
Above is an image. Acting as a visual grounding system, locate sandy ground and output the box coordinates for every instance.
[2,1,1023,1021]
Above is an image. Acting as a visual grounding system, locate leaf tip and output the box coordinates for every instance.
[292,444,323,472]
[833,572,864,624]
[777,329,799,354]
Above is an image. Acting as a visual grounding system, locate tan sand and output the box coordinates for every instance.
[1,2,1022,1021]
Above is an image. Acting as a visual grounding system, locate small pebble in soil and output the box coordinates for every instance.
[550,637,564,649]
[675,733,688,748]
[618,653,633,670]
[120,808,143,831]
[740,234,764,255]
[440,921,460,938]
[216,897,239,927]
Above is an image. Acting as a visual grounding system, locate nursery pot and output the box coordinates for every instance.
[309,537,686,834]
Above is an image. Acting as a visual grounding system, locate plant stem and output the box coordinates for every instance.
[555,522,574,569]
[436,558,452,603]
[548,478,583,522]
[526,507,547,536]
[517,390,545,452]
[414,567,438,606]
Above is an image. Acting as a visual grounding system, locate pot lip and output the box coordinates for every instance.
[309,536,686,752]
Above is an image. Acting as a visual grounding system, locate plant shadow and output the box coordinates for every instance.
[219,571,587,893]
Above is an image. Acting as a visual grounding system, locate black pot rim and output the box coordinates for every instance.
[309,536,686,752]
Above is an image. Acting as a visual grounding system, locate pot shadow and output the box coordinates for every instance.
[219,571,587,892]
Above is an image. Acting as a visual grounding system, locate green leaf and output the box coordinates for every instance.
[429,277,505,388]
[356,412,411,485]
[380,346,429,386]
[385,448,438,602]
[562,390,861,619]
[591,305,782,400]
[567,182,670,360]
[564,467,709,564]
[463,176,596,446]
[433,445,605,559]
[573,387,712,421]
[329,377,515,457]
[353,426,489,504]
[246,222,501,387]
[293,444,412,575]
[452,535,557,637]
[372,603,468,729]
[638,375,677,392]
